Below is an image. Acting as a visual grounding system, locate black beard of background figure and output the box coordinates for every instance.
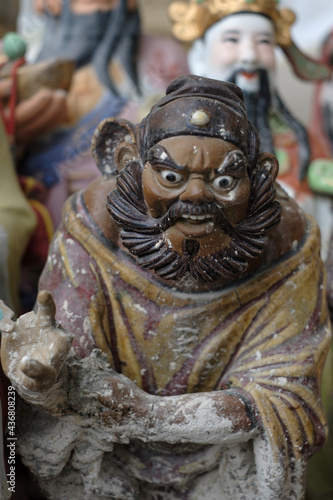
[228,67,311,180]
[228,69,274,155]
[36,0,140,96]
[107,160,281,283]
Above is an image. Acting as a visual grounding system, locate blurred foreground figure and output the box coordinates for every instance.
[0,30,71,311]
[0,76,331,500]
[0,116,36,312]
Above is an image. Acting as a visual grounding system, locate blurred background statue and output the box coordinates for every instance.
[17,0,140,230]
[169,0,332,229]
[17,0,188,229]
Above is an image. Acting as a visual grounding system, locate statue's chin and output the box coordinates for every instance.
[235,72,260,93]
[164,224,232,259]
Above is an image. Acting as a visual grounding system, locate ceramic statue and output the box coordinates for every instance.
[308,30,333,214]
[18,0,188,230]
[311,31,333,160]
[16,0,139,229]
[0,76,331,500]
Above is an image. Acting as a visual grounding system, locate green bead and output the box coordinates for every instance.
[2,32,27,60]
[307,158,333,195]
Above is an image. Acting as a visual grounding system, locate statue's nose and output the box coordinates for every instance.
[179,177,214,204]
[240,39,258,66]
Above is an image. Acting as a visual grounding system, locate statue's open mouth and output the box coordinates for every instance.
[176,218,215,237]
[240,71,257,79]
[181,214,214,221]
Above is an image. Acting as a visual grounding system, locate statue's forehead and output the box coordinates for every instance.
[205,13,275,38]
[149,136,244,169]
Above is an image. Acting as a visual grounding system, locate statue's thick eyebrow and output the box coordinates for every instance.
[216,151,247,176]
[255,31,274,39]
[147,145,185,171]
[222,29,240,36]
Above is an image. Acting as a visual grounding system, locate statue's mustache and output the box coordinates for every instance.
[228,67,268,81]
[158,200,232,234]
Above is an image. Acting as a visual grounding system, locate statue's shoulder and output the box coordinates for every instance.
[263,184,308,263]
[81,175,121,245]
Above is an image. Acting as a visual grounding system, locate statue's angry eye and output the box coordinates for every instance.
[160,170,183,184]
[213,175,235,189]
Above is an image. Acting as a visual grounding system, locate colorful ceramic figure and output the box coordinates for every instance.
[311,31,333,159]
[309,31,333,206]
[0,76,331,500]
[169,0,332,216]
[16,0,138,229]
[18,0,188,230]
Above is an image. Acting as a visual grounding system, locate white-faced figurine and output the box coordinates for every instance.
[188,12,276,95]
[170,0,332,214]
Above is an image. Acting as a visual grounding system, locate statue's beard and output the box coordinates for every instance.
[228,68,274,155]
[107,162,281,283]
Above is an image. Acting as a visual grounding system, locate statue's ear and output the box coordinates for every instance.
[91,118,137,175]
[114,142,140,172]
[187,38,207,76]
[256,152,279,181]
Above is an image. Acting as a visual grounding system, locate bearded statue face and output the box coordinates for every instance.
[106,132,280,283]
[141,136,251,255]
[188,13,276,94]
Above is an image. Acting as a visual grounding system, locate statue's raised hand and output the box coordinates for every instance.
[0,291,73,393]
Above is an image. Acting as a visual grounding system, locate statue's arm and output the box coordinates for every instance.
[0,219,259,446]
[0,292,259,445]
[85,361,260,446]
[58,349,259,446]
[144,389,258,445]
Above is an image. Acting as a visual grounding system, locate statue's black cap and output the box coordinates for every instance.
[137,74,259,167]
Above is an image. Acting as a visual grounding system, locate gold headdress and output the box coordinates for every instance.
[169,0,295,47]
[169,0,332,80]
